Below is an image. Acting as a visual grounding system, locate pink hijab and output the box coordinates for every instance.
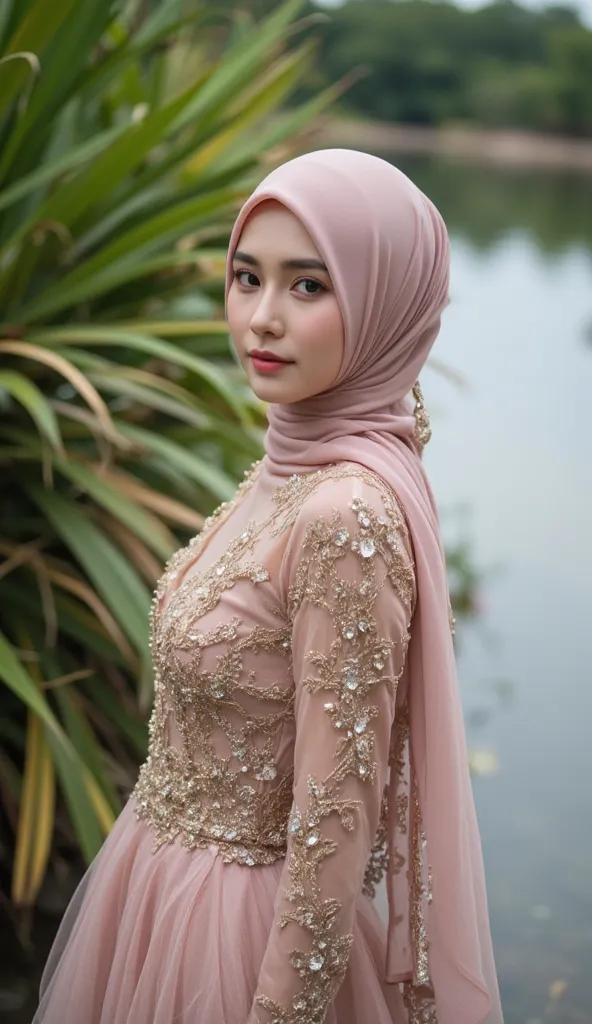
[225,149,503,1024]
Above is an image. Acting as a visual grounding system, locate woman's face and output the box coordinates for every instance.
[227,200,344,404]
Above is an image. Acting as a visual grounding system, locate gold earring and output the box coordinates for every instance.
[412,381,432,455]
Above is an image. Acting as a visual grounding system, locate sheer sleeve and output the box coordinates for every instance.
[249,478,416,1024]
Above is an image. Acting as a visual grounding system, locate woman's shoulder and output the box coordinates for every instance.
[289,461,407,533]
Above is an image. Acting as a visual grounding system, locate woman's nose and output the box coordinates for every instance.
[249,290,284,337]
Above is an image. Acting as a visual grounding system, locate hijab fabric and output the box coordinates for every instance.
[225,149,503,1024]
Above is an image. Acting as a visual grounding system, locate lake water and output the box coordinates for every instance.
[1,157,591,1024]
[395,156,592,1023]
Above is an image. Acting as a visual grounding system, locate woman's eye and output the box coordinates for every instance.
[235,270,259,287]
[293,278,325,296]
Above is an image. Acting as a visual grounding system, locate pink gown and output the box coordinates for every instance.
[34,457,423,1024]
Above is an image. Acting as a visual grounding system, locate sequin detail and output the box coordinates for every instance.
[134,460,414,874]
[255,495,414,1023]
[403,982,438,1024]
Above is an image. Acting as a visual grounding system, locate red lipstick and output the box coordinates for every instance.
[248,349,294,375]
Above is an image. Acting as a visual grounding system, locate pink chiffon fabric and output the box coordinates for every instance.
[225,148,504,1024]
[36,799,404,1024]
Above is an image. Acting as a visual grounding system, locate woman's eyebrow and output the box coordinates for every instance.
[233,249,328,273]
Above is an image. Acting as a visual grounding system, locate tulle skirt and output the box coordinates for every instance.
[33,798,405,1023]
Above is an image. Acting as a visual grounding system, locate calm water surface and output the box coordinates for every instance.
[406,157,592,1023]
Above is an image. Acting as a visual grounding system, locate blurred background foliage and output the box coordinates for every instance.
[251,0,592,138]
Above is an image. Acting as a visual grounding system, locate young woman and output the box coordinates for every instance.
[34,149,503,1024]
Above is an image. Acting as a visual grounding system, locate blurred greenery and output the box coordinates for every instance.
[269,0,592,138]
[0,0,346,922]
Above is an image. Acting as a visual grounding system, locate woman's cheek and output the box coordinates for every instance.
[298,300,344,371]
[226,289,249,353]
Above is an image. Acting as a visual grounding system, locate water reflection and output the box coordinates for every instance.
[391,154,592,255]
[411,157,592,1023]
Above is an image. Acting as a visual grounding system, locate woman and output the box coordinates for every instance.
[34,149,503,1024]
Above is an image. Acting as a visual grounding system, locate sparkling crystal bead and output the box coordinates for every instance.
[343,626,356,640]
[333,529,349,547]
[215,565,225,576]
[358,619,370,632]
[373,655,385,669]
[359,538,376,558]
[293,997,307,1011]
[195,586,209,599]
[318,940,327,949]
[344,665,358,690]
[354,716,368,734]
[358,764,368,777]
[306,833,320,846]
[289,812,302,834]
[225,829,238,840]
[324,702,335,711]
[309,955,324,971]
[358,513,371,528]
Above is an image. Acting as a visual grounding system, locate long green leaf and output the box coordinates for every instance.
[0,124,125,216]
[0,632,64,740]
[81,677,147,759]
[45,728,104,860]
[23,66,227,234]
[118,421,237,501]
[32,328,247,424]
[0,632,104,858]
[27,486,151,658]
[0,1,125,183]
[52,683,121,816]
[0,369,63,451]
[13,186,238,321]
[0,0,77,116]
[53,457,175,562]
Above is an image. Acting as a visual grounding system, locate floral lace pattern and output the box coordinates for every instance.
[254,495,415,1023]
[131,458,426,1020]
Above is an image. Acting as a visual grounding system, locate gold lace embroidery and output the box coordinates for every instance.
[255,496,414,1023]
[133,460,414,883]
[389,693,435,1004]
[402,982,438,1024]
[362,787,389,898]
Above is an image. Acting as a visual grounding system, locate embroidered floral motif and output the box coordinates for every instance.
[132,454,417,1023]
[255,496,414,1023]
[402,982,438,1024]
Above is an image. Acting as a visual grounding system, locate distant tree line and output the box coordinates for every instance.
[220,0,592,138]
[307,0,592,137]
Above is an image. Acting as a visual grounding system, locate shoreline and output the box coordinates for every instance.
[316,118,592,173]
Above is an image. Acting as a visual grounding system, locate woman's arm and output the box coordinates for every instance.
[250,479,415,1024]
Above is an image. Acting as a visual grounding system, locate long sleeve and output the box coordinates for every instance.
[250,477,416,1024]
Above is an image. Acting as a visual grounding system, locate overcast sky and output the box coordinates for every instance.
[316,0,592,29]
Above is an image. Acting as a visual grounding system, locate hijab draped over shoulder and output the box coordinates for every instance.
[225,148,503,1024]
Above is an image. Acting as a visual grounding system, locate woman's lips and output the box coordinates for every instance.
[249,354,293,374]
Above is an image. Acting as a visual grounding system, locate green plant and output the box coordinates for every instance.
[0,0,340,916]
